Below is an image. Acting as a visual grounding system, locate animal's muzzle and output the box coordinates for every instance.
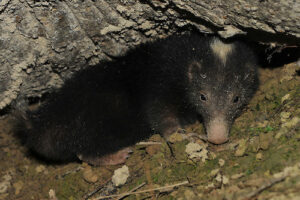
[206,117,229,145]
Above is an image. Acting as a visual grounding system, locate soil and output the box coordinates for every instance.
[0,62,299,200]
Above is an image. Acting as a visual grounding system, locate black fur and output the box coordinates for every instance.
[15,33,259,163]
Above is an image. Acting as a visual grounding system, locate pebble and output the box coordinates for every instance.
[235,139,247,157]
[281,93,290,103]
[231,173,245,180]
[83,167,98,183]
[210,169,220,177]
[256,152,263,160]
[0,174,12,194]
[35,165,46,173]
[0,182,9,194]
[218,159,225,167]
[13,181,23,195]
[112,165,129,187]
[282,117,300,128]
[185,142,208,162]
[280,112,291,122]
[222,176,229,185]
[49,189,58,200]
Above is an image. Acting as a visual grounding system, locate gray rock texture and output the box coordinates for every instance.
[0,0,299,109]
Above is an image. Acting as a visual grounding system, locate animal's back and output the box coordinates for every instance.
[21,63,146,161]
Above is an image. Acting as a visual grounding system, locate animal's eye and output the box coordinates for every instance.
[200,94,207,101]
[233,96,239,103]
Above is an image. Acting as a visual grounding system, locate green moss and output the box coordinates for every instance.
[54,172,87,199]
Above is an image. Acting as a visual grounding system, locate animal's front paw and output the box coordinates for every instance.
[77,147,133,166]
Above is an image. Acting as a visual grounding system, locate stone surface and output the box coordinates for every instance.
[0,0,299,109]
[112,165,129,187]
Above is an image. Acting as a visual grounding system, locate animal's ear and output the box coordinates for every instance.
[188,61,202,81]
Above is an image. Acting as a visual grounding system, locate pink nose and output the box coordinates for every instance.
[207,135,228,144]
[206,117,229,145]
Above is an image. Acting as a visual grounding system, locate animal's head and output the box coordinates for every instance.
[187,38,259,144]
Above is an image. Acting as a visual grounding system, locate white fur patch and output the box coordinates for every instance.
[210,38,233,64]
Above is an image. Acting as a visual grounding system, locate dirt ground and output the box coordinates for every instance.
[0,62,299,200]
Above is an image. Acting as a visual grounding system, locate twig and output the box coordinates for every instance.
[83,178,111,200]
[136,142,162,145]
[92,181,189,200]
[243,175,287,200]
[56,166,83,179]
[166,141,175,158]
[116,182,146,200]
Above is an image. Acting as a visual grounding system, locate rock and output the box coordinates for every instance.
[280,63,300,83]
[235,139,247,157]
[215,173,222,182]
[280,112,291,122]
[281,93,290,103]
[231,173,245,180]
[218,25,246,38]
[49,189,58,200]
[112,165,130,187]
[282,117,300,128]
[204,183,215,190]
[218,159,225,167]
[0,182,9,194]
[0,174,12,194]
[13,181,23,195]
[185,142,208,162]
[83,166,98,183]
[273,163,300,178]
[214,173,229,185]
[222,176,229,185]
[2,175,11,183]
[256,152,263,160]
[210,169,220,177]
[35,165,46,173]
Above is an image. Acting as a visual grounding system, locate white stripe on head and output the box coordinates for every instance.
[210,38,233,65]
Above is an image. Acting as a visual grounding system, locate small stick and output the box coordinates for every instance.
[243,175,286,200]
[83,178,111,200]
[116,182,146,200]
[56,166,83,179]
[166,141,175,158]
[92,181,189,200]
[136,142,162,145]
